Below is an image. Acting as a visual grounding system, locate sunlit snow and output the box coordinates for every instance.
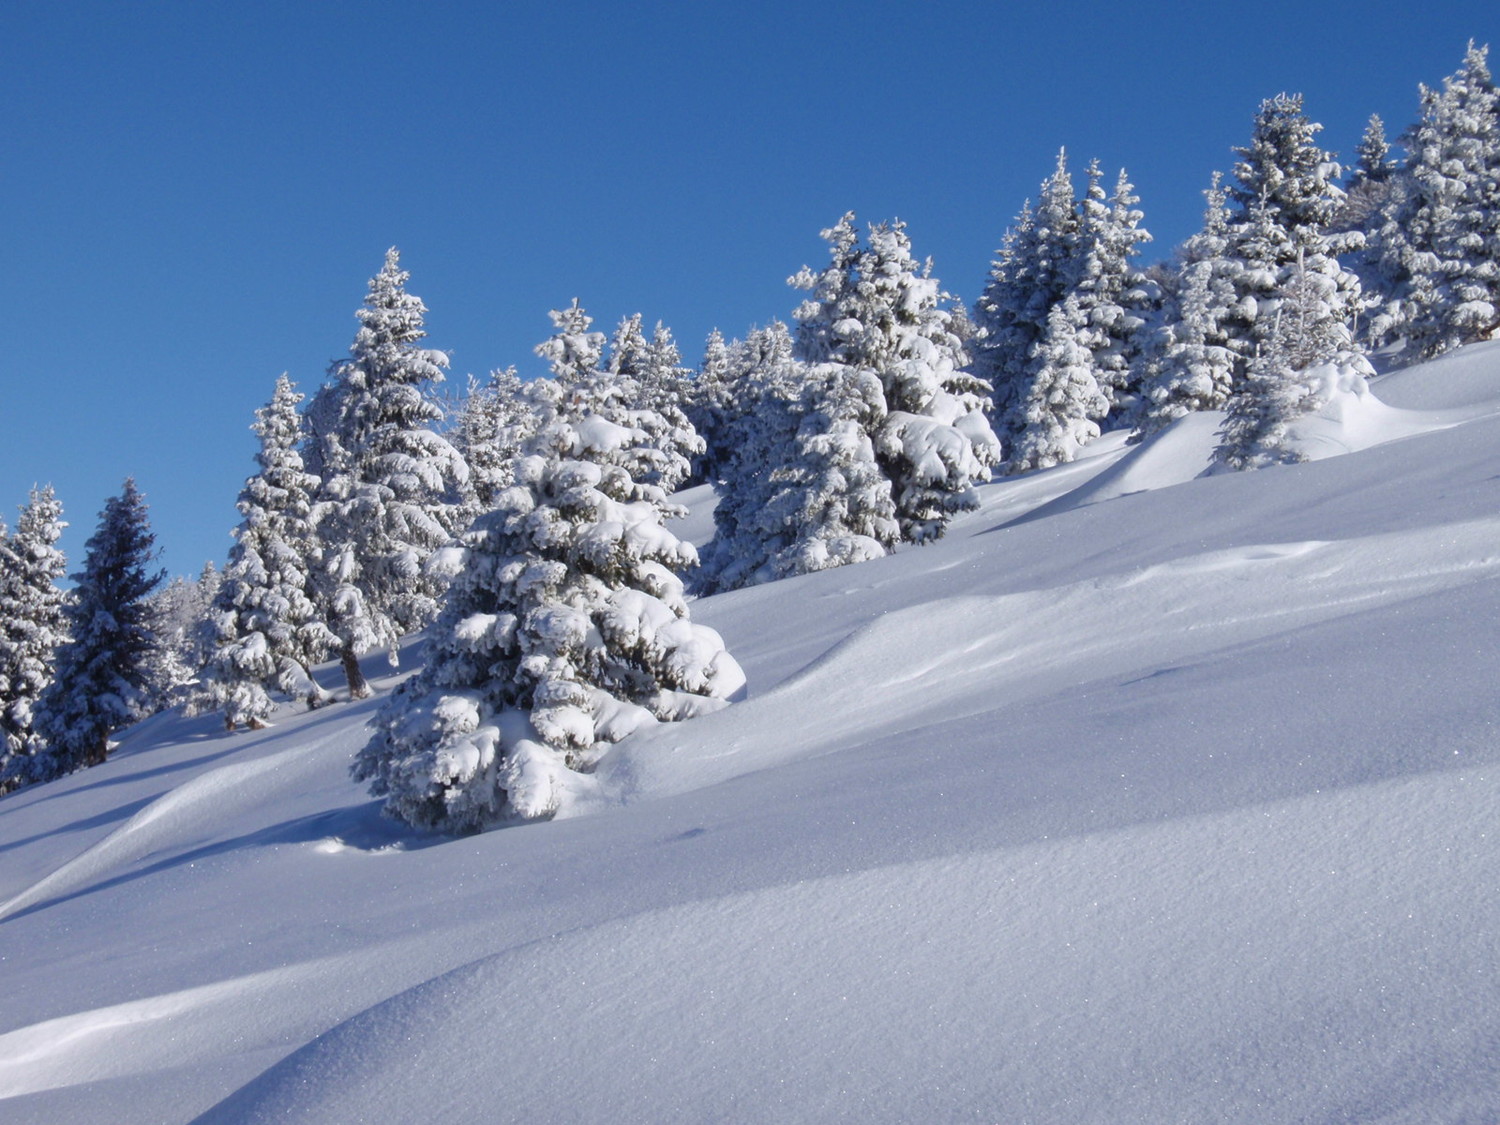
[2,344,1499,1123]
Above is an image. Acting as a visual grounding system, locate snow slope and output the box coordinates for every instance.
[3,347,1500,1123]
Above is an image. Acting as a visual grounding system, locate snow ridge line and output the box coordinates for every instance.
[0,732,346,924]
[196,765,1500,1124]
[594,517,1500,806]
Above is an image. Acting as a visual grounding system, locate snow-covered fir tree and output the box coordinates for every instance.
[306,249,470,699]
[450,366,531,523]
[605,314,704,490]
[758,363,901,577]
[1007,295,1111,472]
[1221,93,1364,370]
[697,332,900,593]
[972,150,1082,433]
[1215,252,1373,471]
[534,298,608,386]
[789,212,999,541]
[684,327,738,482]
[1353,113,1397,187]
[974,151,1154,465]
[1071,162,1156,420]
[203,375,338,730]
[352,377,744,831]
[33,480,164,779]
[0,487,67,792]
[695,323,817,590]
[1366,43,1500,358]
[1134,173,1241,436]
[536,302,700,493]
[143,562,220,713]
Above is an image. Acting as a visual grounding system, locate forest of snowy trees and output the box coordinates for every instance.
[3,44,1498,830]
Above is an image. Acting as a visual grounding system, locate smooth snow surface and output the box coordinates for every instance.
[4,346,1500,1123]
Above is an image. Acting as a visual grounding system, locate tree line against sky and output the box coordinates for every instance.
[2,43,1496,832]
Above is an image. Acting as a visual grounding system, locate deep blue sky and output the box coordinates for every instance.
[2,1,1493,577]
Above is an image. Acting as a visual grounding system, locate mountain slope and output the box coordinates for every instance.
[2,344,1499,1123]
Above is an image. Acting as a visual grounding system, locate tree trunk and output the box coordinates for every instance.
[341,643,371,700]
[86,732,110,768]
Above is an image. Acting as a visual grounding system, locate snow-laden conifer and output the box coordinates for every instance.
[697,335,899,593]
[353,377,744,831]
[1008,295,1111,472]
[789,212,999,541]
[306,249,470,699]
[144,562,221,714]
[696,324,809,591]
[1221,93,1365,370]
[537,303,702,494]
[535,299,608,386]
[33,480,163,778]
[0,487,67,792]
[203,375,337,729]
[685,327,738,482]
[450,367,531,523]
[1366,44,1500,358]
[1353,114,1396,187]
[1072,162,1156,421]
[1135,174,1241,435]
[1216,253,1373,471]
[606,314,704,490]
[972,151,1082,432]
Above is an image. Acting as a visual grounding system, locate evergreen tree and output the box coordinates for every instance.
[307,249,470,699]
[143,562,220,713]
[1215,252,1372,471]
[1008,295,1111,472]
[1135,174,1241,435]
[203,375,338,729]
[605,314,704,491]
[534,299,608,386]
[1339,115,1402,277]
[0,487,68,792]
[1221,93,1364,369]
[684,327,738,482]
[33,480,163,778]
[353,378,744,831]
[972,150,1082,432]
[1353,114,1396,186]
[1072,162,1156,419]
[450,367,531,522]
[789,212,999,541]
[1367,43,1500,357]
[697,341,899,593]
[759,363,901,577]
[537,303,699,493]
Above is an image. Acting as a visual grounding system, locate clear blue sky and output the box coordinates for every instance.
[1,0,1493,577]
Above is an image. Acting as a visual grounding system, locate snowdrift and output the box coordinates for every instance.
[3,346,1500,1123]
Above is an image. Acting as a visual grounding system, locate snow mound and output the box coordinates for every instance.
[1288,362,1449,461]
[1031,411,1222,516]
[1369,339,1500,411]
[194,767,1500,1125]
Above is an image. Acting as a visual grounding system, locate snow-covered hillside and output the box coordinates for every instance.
[4,344,1500,1124]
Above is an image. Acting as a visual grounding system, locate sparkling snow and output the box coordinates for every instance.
[3,346,1500,1122]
